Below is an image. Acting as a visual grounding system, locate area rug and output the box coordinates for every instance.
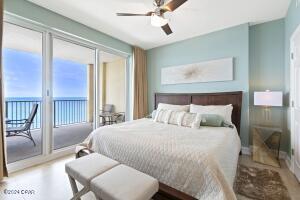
[234,164,291,200]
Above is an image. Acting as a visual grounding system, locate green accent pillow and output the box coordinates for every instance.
[200,114,233,128]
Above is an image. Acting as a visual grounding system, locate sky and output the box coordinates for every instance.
[3,48,88,98]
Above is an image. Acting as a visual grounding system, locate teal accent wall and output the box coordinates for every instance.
[4,0,132,54]
[147,24,250,147]
[249,19,287,151]
[284,0,300,156]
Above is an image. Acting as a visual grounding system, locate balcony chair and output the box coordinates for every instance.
[111,112,125,124]
[6,104,38,146]
[99,104,114,126]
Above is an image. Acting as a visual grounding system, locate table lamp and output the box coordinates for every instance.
[254,90,283,122]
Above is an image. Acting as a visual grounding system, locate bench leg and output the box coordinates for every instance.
[71,187,89,200]
[68,175,79,196]
[68,175,90,200]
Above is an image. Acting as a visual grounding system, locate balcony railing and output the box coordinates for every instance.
[5,99,88,129]
[53,99,87,127]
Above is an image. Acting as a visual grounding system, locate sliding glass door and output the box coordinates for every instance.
[2,15,129,169]
[2,22,97,163]
[52,37,95,150]
[2,22,44,163]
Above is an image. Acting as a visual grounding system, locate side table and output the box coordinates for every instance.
[252,125,282,167]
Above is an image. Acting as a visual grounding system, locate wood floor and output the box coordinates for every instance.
[0,155,299,200]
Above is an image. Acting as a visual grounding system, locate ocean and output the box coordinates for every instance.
[5,97,88,129]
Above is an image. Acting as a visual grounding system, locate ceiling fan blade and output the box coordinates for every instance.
[117,12,152,16]
[162,0,188,12]
[161,24,173,35]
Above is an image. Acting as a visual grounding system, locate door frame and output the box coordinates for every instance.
[4,12,132,173]
[290,23,300,177]
[50,34,98,152]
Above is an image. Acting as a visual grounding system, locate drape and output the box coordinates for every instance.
[133,46,148,120]
[0,0,8,179]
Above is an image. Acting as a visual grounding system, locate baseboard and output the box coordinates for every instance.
[241,146,288,160]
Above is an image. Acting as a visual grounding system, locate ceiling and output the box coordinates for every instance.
[27,0,290,50]
[3,22,122,64]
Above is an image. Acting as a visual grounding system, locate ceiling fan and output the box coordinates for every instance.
[116,0,188,35]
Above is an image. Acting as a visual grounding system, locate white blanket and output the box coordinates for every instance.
[80,119,241,200]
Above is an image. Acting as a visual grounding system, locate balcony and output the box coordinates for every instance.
[5,99,93,164]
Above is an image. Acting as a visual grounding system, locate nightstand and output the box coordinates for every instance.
[252,125,282,167]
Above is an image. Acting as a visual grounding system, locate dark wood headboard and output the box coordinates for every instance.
[154,91,243,135]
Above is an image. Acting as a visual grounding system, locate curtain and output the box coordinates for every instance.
[133,46,148,120]
[0,0,8,179]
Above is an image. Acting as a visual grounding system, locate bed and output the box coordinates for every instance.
[77,91,243,200]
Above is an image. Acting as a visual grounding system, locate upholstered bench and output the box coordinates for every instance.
[65,153,119,200]
[90,164,159,200]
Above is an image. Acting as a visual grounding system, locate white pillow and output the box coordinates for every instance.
[190,104,233,123]
[154,109,201,129]
[154,109,172,124]
[168,110,186,126]
[181,112,201,129]
[157,103,190,112]
[191,113,202,129]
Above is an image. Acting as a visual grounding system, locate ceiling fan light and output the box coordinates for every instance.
[151,14,169,27]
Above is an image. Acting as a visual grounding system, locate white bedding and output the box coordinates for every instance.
[79,119,241,200]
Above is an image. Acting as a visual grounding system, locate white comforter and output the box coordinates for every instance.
[80,119,241,200]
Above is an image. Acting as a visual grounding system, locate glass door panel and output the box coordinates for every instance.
[3,22,43,163]
[52,38,95,150]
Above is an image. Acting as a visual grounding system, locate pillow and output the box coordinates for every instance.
[154,109,172,124]
[168,110,186,126]
[191,113,202,129]
[154,109,201,129]
[190,104,233,124]
[181,112,201,129]
[201,114,234,128]
[151,110,157,119]
[201,114,224,127]
[157,103,190,112]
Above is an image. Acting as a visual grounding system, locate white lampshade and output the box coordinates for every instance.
[254,91,283,107]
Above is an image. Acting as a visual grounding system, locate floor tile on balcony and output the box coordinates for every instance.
[53,123,93,150]
[6,123,93,164]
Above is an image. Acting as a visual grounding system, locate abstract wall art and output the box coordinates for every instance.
[161,57,234,85]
